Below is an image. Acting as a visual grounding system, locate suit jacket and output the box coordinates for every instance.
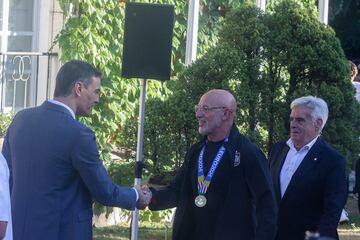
[269,138,346,240]
[2,101,137,240]
[149,125,277,240]
[354,157,360,212]
[355,158,360,193]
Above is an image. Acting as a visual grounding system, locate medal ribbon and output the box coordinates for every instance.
[197,138,228,195]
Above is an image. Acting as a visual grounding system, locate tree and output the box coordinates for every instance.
[142,1,360,175]
[56,0,247,164]
[263,1,360,160]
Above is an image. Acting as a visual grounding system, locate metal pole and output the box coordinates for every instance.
[131,78,147,240]
[35,55,39,106]
[1,54,5,112]
[185,0,200,66]
[256,0,266,12]
[46,54,51,100]
[318,0,329,25]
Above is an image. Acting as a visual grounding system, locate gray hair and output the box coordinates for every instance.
[291,96,328,130]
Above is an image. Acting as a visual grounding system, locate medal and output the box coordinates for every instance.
[196,138,228,208]
[195,195,207,207]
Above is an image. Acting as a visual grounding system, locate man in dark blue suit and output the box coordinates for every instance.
[149,89,277,240]
[2,60,151,240]
[269,96,347,240]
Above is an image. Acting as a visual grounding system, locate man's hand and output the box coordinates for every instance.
[0,221,8,239]
[135,185,152,210]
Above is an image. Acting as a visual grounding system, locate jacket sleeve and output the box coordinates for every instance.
[71,127,137,210]
[244,147,277,240]
[0,155,10,224]
[148,150,192,211]
[2,132,12,192]
[354,158,360,193]
[267,144,277,166]
[318,153,347,237]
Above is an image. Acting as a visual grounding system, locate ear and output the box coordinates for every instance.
[74,82,82,97]
[222,108,232,120]
[314,119,323,132]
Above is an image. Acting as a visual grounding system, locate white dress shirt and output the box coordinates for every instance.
[353,81,360,103]
[0,153,12,240]
[280,136,318,197]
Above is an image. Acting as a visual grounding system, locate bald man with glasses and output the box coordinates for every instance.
[148,89,277,240]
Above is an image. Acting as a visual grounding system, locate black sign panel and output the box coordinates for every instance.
[122,2,174,81]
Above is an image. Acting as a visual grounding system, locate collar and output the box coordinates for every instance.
[194,124,239,151]
[48,99,76,119]
[286,136,319,152]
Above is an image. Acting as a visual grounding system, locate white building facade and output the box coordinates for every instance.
[0,0,63,113]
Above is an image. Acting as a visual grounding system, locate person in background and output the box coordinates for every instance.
[350,60,360,102]
[2,60,151,240]
[354,156,360,213]
[0,152,12,240]
[269,96,346,240]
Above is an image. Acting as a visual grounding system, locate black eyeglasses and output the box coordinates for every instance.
[194,105,226,113]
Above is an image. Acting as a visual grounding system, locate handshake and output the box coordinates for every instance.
[135,185,153,210]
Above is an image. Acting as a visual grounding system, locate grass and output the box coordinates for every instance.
[93,225,171,240]
[94,196,360,240]
[338,194,360,240]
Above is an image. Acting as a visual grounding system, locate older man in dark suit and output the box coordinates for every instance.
[2,60,151,240]
[269,96,347,240]
[149,89,277,240]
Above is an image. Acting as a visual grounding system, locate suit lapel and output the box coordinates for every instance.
[281,138,323,202]
[273,144,289,204]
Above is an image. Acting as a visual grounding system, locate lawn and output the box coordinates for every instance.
[93,225,171,240]
[338,195,360,240]
[93,196,360,240]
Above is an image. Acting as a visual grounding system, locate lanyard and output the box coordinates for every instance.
[197,138,228,195]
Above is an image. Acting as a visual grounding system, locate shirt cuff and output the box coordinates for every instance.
[0,214,9,221]
[133,187,139,201]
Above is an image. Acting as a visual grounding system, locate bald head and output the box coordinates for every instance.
[196,89,237,141]
[201,89,237,114]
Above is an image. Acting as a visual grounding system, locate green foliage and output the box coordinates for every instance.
[143,0,360,170]
[0,112,14,137]
[261,1,360,161]
[57,0,143,161]
[267,0,318,15]
[93,225,172,240]
[56,0,244,162]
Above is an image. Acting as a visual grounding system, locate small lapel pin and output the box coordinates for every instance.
[314,157,318,161]
[234,151,241,167]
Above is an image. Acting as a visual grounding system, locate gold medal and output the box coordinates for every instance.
[194,195,207,207]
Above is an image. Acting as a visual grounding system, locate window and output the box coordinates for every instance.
[0,0,38,112]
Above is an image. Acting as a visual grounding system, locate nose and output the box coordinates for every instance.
[195,110,203,119]
[94,95,100,105]
[290,120,298,129]
[290,120,294,127]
